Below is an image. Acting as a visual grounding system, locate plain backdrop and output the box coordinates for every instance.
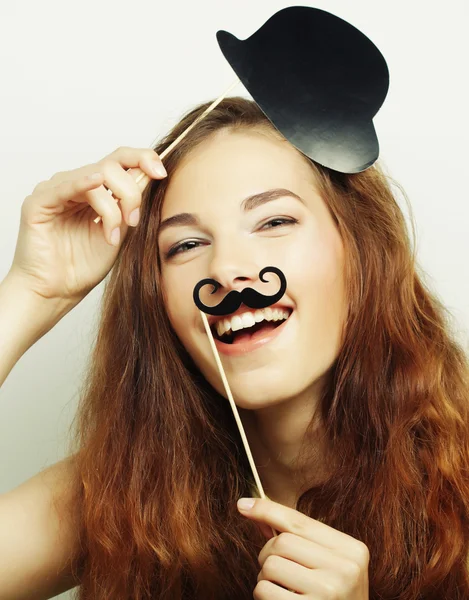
[0,1,468,597]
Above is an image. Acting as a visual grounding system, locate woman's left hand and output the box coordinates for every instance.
[237,497,370,599]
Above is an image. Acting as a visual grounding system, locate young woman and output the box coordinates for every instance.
[1,97,469,600]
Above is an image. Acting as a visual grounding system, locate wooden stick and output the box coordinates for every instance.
[93,78,240,225]
[200,310,278,539]
[199,310,266,499]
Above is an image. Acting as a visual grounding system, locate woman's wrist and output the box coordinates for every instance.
[0,271,74,387]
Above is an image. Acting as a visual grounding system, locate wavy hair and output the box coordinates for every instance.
[66,97,469,599]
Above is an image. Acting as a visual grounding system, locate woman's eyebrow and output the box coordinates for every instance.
[157,188,304,237]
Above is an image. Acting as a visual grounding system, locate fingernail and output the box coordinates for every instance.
[128,208,140,226]
[111,227,120,246]
[152,161,167,177]
[237,498,255,511]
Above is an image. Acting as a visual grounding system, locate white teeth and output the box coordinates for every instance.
[214,308,290,338]
[241,312,256,328]
[216,320,228,338]
[254,310,264,323]
[231,315,243,332]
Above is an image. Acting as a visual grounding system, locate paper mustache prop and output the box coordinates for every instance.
[193,267,289,514]
[193,266,287,316]
[217,5,389,173]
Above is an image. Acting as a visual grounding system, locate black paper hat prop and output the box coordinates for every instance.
[94,5,389,227]
[217,5,389,174]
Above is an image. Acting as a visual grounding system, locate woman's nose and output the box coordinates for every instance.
[206,239,262,291]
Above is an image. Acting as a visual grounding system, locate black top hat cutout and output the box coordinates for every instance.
[216,5,389,174]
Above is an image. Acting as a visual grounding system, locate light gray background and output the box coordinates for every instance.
[1,1,468,598]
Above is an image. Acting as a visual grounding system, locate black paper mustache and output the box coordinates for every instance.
[192,266,287,317]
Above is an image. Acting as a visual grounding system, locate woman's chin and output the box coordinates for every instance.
[227,388,290,411]
[202,361,295,409]
[235,398,285,411]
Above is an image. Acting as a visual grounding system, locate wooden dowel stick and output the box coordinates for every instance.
[199,310,267,500]
[93,78,240,225]
[200,310,278,539]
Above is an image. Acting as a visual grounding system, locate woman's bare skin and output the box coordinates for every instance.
[0,147,167,598]
[0,457,80,599]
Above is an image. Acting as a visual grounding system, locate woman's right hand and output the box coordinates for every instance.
[8,146,167,307]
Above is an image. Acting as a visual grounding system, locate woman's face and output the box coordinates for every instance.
[158,128,347,409]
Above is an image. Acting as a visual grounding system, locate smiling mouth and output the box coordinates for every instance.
[210,310,292,345]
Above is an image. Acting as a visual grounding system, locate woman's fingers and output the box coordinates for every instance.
[12,146,167,305]
[257,555,313,594]
[253,580,294,599]
[22,172,105,222]
[258,532,337,571]
[83,182,126,246]
[91,147,167,225]
[101,146,167,177]
[238,497,358,553]
[92,159,144,227]
[24,147,167,246]
[25,173,123,247]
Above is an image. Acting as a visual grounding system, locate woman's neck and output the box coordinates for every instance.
[240,382,328,509]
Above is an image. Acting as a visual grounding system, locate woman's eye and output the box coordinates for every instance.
[165,218,298,259]
[165,240,203,258]
[260,217,298,230]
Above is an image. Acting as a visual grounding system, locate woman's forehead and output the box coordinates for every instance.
[161,130,317,216]
[175,128,310,177]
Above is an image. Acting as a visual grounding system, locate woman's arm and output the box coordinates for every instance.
[0,271,73,389]
[0,456,83,600]
[0,274,83,598]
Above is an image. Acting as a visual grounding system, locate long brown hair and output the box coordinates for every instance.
[66,97,469,599]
